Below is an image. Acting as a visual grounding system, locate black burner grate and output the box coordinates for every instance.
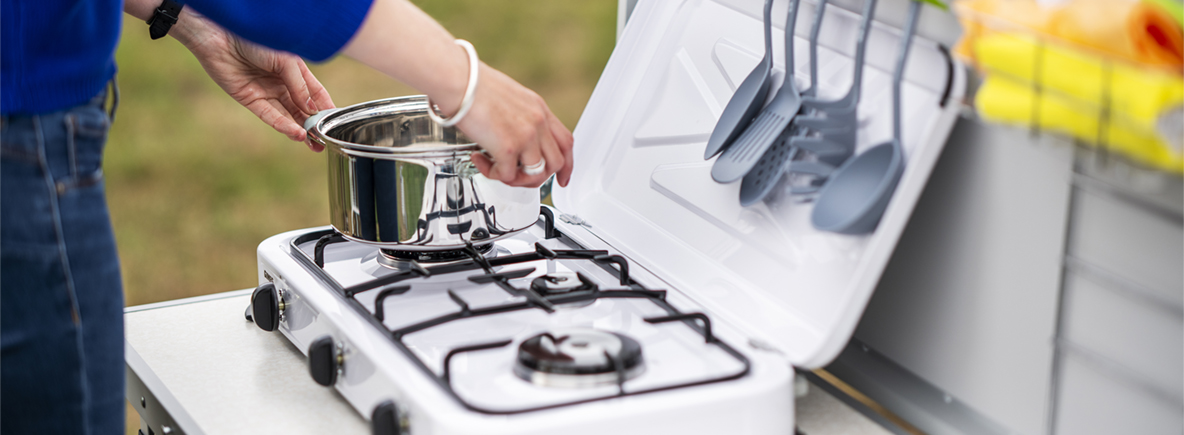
[287,208,751,415]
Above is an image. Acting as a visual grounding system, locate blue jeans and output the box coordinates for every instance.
[2,85,124,435]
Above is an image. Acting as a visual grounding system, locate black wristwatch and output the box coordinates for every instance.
[146,0,184,40]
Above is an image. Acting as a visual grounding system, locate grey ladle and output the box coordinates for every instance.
[711,0,806,183]
[810,0,922,234]
[703,0,776,160]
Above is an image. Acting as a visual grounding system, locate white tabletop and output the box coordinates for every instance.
[126,290,367,435]
[125,290,893,435]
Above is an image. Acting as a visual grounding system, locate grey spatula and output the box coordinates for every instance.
[703,0,776,160]
[711,0,805,183]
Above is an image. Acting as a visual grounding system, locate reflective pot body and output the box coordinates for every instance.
[306,96,539,250]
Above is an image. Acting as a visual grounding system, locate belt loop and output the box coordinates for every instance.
[107,76,120,123]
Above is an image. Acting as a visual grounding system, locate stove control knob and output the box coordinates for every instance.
[371,401,407,435]
[308,336,341,386]
[250,283,284,332]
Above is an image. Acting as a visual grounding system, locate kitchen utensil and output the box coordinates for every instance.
[811,0,922,234]
[739,136,799,205]
[738,0,879,204]
[304,96,540,249]
[703,0,776,159]
[711,0,806,183]
[787,0,879,171]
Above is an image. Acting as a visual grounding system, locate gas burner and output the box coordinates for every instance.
[513,328,644,388]
[530,272,597,307]
[376,243,495,269]
[530,272,595,295]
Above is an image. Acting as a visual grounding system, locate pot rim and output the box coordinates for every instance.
[307,95,481,155]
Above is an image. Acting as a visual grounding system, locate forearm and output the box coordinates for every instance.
[123,0,216,51]
[341,0,470,115]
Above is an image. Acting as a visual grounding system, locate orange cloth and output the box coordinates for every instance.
[956,0,1184,70]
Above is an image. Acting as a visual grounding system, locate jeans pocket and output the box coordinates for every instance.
[63,104,111,191]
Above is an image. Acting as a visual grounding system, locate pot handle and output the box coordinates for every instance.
[304,108,342,132]
[304,108,343,148]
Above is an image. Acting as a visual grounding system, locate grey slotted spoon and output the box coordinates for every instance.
[703,0,776,160]
[711,0,806,183]
[811,0,922,234]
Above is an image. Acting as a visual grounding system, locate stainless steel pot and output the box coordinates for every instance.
[304,96,539,250]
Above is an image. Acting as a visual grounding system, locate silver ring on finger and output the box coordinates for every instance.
[521,159,546,176]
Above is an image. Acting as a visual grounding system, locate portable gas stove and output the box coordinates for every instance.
[247,0,964,433]
[250,209,793,434]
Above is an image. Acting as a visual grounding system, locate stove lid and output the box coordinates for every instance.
[553,0,965,368]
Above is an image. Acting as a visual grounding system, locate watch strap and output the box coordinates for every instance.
[147,0,184,40]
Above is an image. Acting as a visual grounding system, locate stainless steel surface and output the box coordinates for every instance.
[125,290,369,435]
[308,96,539,250]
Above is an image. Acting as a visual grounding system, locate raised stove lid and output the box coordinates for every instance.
[553,0,965,368]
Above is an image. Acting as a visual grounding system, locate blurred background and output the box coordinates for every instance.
[109,0,617,308]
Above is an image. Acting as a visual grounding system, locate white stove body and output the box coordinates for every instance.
[256,223,794,435]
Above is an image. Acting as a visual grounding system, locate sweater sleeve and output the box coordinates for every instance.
[185,0,374,62]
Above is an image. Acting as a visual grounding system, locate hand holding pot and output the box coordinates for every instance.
[459,64,574,188]
[342,0,573,189]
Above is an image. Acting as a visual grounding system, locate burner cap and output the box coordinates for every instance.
[514,328,644,388]
[530,272,595,296]
[379,243,493,264]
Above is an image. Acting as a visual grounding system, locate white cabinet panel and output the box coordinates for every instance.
[1068,187,1183,306]
[1054,354,1183,435]
[1061,271,1183,399]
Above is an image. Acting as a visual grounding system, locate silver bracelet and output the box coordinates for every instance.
[427,39,479,127]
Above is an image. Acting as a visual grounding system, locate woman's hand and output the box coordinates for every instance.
[174,12,336,150]
[461,65,574,188]
[342,0,574,187]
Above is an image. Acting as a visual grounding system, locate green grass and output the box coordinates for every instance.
[108,0,616,308]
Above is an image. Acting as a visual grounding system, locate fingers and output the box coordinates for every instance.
[279,91,308,126]
[246,98,306,143]
[471,151,495,177]
[489,145,521,184]
[515,139,546,186]
[299,60,336,111]
[548,113,574,187]
[520,116,564,188]
[277,57,315,115]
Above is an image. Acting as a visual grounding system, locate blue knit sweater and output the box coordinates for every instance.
[1,0,373,114]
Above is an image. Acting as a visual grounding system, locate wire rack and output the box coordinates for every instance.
[953,0,1184,175]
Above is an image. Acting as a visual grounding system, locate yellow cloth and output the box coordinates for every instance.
[973,32,1183,134]
[954,0,1184,172]
[956,0,1184,69]
[977,75,1183,173]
